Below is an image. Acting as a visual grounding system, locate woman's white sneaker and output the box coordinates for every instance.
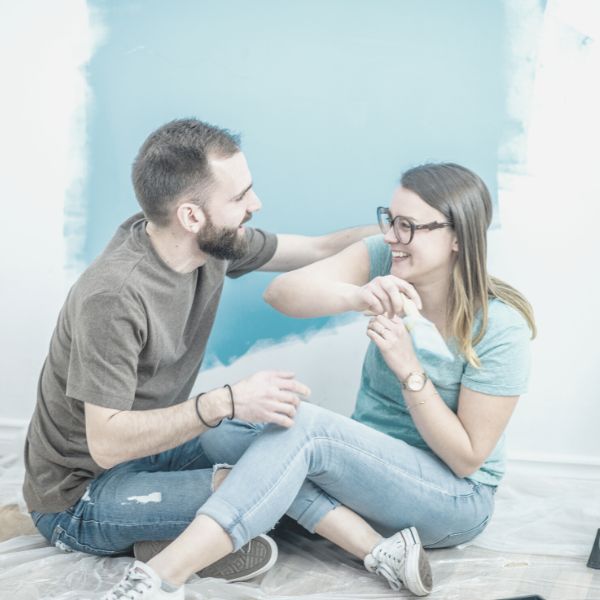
[364,527,433,596]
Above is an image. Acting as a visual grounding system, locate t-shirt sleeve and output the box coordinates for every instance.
[364,234,392,279]
[226,228,278,279]
[66,292,146,410]
[462,303,532,396]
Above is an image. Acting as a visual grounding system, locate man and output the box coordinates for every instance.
[23,119,377,591]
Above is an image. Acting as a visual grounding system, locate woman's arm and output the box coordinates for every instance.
[263,240,370,317]
[367,313,519,478]
[264,240,421,318]
[404,383,518,478]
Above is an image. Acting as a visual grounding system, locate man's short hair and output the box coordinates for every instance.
[132,118,241,226]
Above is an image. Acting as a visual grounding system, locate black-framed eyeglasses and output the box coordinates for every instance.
[377,206,453,245]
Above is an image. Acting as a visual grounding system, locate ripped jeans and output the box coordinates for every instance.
[32,402,495,556]
[30,421,260,556]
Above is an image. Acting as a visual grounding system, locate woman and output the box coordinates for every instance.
[102,163,534,599]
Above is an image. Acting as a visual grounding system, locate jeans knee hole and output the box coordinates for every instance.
[51,526,74,553]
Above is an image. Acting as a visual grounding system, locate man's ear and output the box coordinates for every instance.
[176,202,205,234]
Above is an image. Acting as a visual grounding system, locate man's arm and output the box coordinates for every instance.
[258,225,379,272]
[85,388,228,470]
[86,371,309,469]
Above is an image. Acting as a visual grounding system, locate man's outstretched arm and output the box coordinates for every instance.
[258,224,378,272]
[86,371,309,470]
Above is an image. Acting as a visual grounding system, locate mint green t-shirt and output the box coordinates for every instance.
[352,235,532,486]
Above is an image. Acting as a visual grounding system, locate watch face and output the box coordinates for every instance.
[406,373,426,391]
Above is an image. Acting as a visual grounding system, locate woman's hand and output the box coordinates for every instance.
[353,275,422,318]
[366,314,421,380]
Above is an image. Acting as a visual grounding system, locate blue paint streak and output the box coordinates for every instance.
[85,0,507,364]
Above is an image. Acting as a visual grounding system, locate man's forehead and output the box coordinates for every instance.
[208,152,251,186]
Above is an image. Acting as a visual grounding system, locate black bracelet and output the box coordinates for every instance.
[195,393,221,429]
[224,384,235,420]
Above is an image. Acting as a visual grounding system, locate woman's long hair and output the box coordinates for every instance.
[401,163,536,367]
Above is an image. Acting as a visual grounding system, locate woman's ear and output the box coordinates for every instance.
[451,236,459,252]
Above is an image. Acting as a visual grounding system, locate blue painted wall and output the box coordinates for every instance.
[85,0,507,364]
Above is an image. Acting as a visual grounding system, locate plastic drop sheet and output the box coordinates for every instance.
[1,444,600,600]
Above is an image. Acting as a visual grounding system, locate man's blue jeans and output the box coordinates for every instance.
[33,402,494,556]
[31,419,262,556]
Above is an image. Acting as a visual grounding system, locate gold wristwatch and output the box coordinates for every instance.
[402,371,428,392]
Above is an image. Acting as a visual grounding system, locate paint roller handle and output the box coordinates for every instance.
[401,294,420,317]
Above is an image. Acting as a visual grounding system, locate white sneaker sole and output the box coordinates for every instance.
[403,528,433,596]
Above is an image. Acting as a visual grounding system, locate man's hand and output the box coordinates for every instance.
[232,371,310,428]
[353,275,422,317]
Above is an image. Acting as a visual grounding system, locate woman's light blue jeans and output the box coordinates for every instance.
[199,401,495,551]
[32,402,494,556]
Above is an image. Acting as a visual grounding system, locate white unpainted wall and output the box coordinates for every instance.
[0,0,96,425]
[0,0,598,468]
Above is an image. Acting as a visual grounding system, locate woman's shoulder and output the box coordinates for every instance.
[466,298,532,393]
[363,234,391,278]
[363,234,388,253]
[487,297,529,328]
[477,298,531,348]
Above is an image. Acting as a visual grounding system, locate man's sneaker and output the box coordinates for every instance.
[101,560,183,599]
[364,527,433,596]
[134,533,278,582]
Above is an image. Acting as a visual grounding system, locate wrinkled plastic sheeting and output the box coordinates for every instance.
[2,443,600,599]
[465,465,600,558]
[1,528,600,600]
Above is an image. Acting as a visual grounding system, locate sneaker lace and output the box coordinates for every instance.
[374,563,403,591]
[372,542,407,591]
[105,567,153,600]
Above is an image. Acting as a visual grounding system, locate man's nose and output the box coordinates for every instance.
[247,192,262,213]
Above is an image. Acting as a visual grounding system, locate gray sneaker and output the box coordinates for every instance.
[133,533,278,582]
[364,527,433,596]
[101,561,183,599]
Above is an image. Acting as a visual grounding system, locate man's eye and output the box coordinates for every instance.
[399,220,412,230]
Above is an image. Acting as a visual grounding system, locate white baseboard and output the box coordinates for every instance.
[507,451,600,479]
[0,418,28,457]
[508,450,600,466]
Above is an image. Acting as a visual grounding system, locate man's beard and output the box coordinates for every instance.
[196,210,249,260]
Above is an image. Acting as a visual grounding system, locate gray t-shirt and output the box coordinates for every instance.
[23,213,277,513]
